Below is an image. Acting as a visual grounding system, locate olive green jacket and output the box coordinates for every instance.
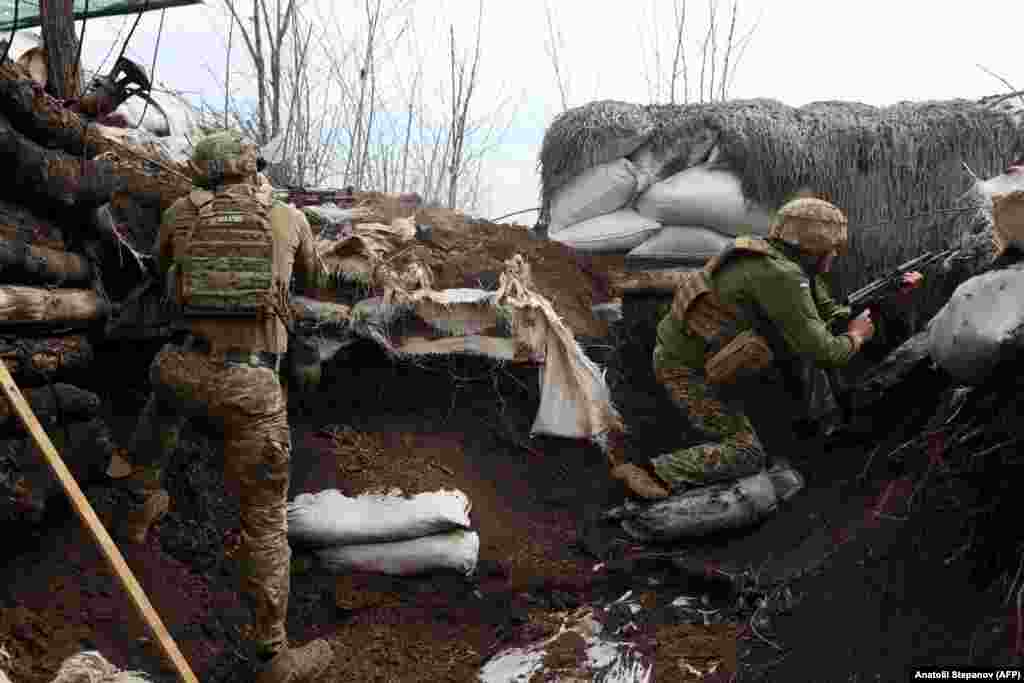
[656,238,857,371]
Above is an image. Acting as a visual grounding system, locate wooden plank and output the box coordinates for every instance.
[0,359,199,683]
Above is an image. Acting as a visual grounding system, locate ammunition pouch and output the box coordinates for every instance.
[705,329,774,385]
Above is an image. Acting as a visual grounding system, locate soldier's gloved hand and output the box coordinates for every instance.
[846,311,876,351]
[892,271,924,306]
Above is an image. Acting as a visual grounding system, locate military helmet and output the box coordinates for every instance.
[190,131,259,186]
[769,197,849,256]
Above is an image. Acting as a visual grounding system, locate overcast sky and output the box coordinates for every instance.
[45,0,1024,222]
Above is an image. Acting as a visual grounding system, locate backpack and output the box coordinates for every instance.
[174,187,279,319]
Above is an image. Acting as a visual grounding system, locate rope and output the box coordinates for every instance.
[136,7,165,129]
[0,0,19,65]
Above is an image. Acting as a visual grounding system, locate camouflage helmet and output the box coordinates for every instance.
[190,131,259,185]
[769,197,849,256]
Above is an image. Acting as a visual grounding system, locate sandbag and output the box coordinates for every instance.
[625,225,732,268]
[634,166,772,236]
[480,606,653,683]
[287,488,472,547]
[927,262,1024,385]
[315,529,480,576]
[605,466,804,542]
[49,651,151,682]
[548,158,639,234]
[550,209,660,253]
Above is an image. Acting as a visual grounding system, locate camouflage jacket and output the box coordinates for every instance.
[656,237,856,371]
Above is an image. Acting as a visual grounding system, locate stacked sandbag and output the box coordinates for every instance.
[539,101,660,253]
[287,488,480,576]
[927,260,1024,385]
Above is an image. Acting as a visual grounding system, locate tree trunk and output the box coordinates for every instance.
[0,334,94,385]
[0,240,92,286]
[0,286,108,325]
[40,0,81,101]
[0,382,100,432]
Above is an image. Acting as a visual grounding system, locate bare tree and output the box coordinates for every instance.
[221,0,301,143]
[39,0,81,100]
[446,1,483,209]
[639,0,759,105]
[543,0,570,112]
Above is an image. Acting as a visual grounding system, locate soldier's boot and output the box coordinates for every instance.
[611,464,670,500]
[255,639,333,683]
[119,488,170,545]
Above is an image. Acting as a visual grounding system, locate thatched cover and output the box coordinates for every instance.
[641,98,1024,229]
[539,96,1024,305]
[538,100,654,212]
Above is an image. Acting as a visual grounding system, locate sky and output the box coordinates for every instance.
[22,0,1024,222]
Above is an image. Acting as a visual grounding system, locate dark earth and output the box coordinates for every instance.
[0,239,1021,682]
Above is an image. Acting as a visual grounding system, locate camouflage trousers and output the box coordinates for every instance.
[125,342,292,658]
[650,345,766,490]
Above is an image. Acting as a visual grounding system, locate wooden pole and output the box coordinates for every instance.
[0,358,199,683]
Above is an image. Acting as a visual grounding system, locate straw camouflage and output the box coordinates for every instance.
[649,349,766,489]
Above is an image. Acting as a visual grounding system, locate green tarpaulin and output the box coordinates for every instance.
[0,0,201,33]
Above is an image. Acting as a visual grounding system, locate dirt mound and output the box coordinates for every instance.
[317,196,625,339]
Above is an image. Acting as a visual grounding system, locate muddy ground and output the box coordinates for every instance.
[0,249,1021,682]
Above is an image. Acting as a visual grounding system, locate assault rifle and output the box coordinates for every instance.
[826,248,958,429]
[844,248,958,318]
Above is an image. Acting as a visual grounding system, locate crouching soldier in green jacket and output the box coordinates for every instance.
[612,197,882,500]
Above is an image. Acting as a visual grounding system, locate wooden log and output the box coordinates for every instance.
[0,382,100,431]
[0,334,93,385]
[0,239,92,285]
[0,109,125,206]
[0,197,66,250]
[0,286,108,325]
[0,60,118,157]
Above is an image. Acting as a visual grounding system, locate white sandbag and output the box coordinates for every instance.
[303,202,363,227]
[927,262,1024,385]
[479,607,652,683]
[287,488,472,547]
[625,225,732,267]
[551,209,660,253]
[315,530,480,576]
[549,158,639,234]
[50,651,152,682]
[635,166,772,237]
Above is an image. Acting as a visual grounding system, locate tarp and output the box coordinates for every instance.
[0,0,202,32]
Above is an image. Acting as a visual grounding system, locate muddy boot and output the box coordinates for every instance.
[611,464,670,500]
[118,489,170,545]
[255,639,333,683]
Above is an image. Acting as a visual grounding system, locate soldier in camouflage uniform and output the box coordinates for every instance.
[613,197,889,500]
[111,132,333,682]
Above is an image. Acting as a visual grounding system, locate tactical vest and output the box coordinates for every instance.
[172,187,279,319]
[670,236,777,351]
